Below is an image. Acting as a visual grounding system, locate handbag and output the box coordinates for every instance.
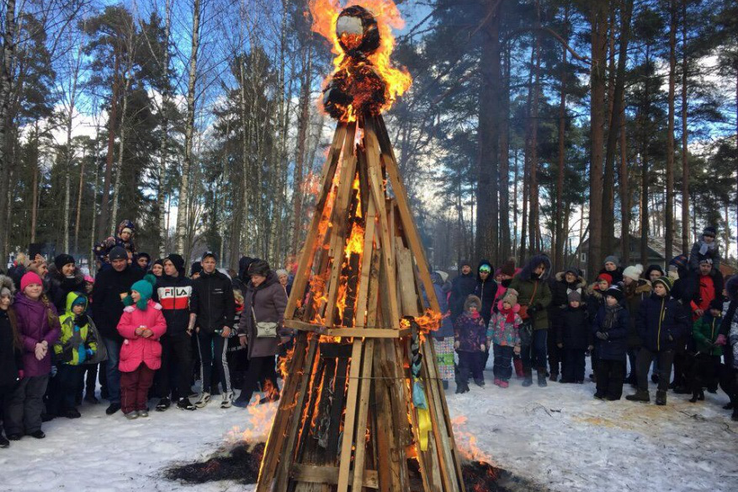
[252,306,278,338]
[518,281,539,320]
[519,320,533,347]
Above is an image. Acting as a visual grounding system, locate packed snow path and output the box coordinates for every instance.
[2,361,737,491]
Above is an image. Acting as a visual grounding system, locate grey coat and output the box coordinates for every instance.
[238,272,289,359]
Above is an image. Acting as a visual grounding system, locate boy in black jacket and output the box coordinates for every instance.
[627,277,690,405]
[557,291,591,384]
[189,251,236,409]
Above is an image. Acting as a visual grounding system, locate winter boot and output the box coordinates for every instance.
[514,358,524,379]
[626,390,650,403]
[549,372,558,382]
[537,369,548,387]
[156,397,171,412]
[522,370,533,387]
[689,389,705,403]
[177,397,196,411]
[655,390,667,406]
[0,433,9,448]
[195,392,211,408]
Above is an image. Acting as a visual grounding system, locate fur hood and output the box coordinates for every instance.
[586,282,604,300]
[0,274,16,299]
[518,254,552,282]
[555,271,587,290]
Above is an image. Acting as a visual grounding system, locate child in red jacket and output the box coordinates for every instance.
[117,277,166,419]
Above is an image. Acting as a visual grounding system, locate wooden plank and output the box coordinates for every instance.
[396,244,421,317]
[327,353,351,458]
[336,339,364,491]
[354,199,377,329]
[373,116,441,316]
[283,319,410,339]
[286,124,347,320]
[256,332,309,491]
[351,339,375,491]
[274,336,321,492]
[325,123,359,327]
[291,464,379,489]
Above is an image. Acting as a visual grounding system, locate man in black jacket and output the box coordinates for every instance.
[92,246,144,415]
[154,254,196,411]
[189,251,235,409]
[449,260,477,323]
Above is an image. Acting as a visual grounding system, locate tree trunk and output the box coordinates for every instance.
[588,0,608,278]
[110,75,130,236]
[513,149,519,258]
[31,135,39,244]
[74,148,86,253]
[499,43,511,260]
[475,0,502,264]
[0,0,17,264]
[618,90,630,266]
[528,1,542,254]
[554,5,569,271]
[292,46,312,256]
[175,0,201,255]
[665,0,677,263]
[99,50,120,241]
[158,0,172,259]
[602,4,617,258]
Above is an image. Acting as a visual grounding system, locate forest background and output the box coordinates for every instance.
[0,0,736,277]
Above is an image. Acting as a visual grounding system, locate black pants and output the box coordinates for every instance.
[458,351,484,384]
[562,348,585,382]
[636,347,675,393]
[0,382,18,436]
[239,355,278,404]
[78,363,99,401]
[49,365,82,415]
[691,354,720,393]
[156,333,194,400]
[595,359,625,400]
[197,331,231,394]
[671,336,690,388]
[521,329,547,372]
[5,375,49,435]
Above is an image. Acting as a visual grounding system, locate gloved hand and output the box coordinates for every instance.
[716,334,727,346]
[596,331,609,340]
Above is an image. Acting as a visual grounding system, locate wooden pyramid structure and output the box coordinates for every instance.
[255,114,466,492]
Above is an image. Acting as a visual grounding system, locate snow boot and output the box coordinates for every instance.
[626,390,650,403]
[196,392,211,408]
[549,372,558,382]
[522,370,533,387]
[655,390,667,406]
[689,389,704,403]
[156,397,171,412]
[221,391,234,409]
[0,433,9,448]
[537,369,548,387]
[474,378,485,388]
[105,403,121,415]
[514,358,524,378]
[177,397,196,411]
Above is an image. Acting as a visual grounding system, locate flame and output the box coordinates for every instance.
[308,0,412,120]
[227,402,278,445]
[451,415,494,464]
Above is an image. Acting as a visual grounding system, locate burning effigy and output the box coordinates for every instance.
[254,2,465,491]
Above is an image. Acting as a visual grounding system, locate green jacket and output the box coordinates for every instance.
[692,313,722,357]
[54,292,99,365]
[509,277,552,331]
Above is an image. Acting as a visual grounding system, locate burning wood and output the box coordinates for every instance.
[256,2,466,491]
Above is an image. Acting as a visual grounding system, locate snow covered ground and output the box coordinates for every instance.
[2,358,737,492]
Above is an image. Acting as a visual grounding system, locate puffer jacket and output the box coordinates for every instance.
[0,308,23,386]
[637,293,690,352]
[474,260,498,325]
[692,313,722,356]
[454,312,486,352]
[428,272,453,338]
[116,300,167,372]
[449,269,477,322]
[190,269,236,334]
[55,292,99,366]
[557,305,591,350]
[13,292,61,377]
[508,254,552,330]
[624,279,651,349]
[487,302,522,347]
[591,304,629,361]
[47,264,86,314]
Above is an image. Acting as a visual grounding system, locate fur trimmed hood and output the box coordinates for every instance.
[518,254,552,282]
[555,271,587,290]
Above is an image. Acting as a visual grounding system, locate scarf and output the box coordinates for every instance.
[603,304,622,331]
[699,239,717,256]
[499,305,516,324]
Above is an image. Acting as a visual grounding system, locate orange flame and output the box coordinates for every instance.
[308,0,412,119]
[452,415,494,464]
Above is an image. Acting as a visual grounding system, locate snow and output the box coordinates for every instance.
[2,358,737,492]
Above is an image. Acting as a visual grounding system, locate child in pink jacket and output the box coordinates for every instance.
[117,277,166,419]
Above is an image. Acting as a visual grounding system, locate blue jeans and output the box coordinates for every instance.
[103,337,122,404]
[493,344,513,381]
[522,329,547,372]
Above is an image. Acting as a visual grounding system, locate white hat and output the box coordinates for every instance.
[622,264,643,281]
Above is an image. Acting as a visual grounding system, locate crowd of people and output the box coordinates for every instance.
[1,219,736,451]
[0,220,294,447]
[433,225,737,418]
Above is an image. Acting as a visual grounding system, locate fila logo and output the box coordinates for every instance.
[158,286,192,310]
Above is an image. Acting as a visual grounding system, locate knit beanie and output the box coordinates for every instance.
[567,291,582,304]
[604,255,620,267]
[190,261,203,277]
[131,279,154,310]
[72,295,87,309]
[597,273,613,285]
[502,288,518,307]
[709,298,724,312]
[699,258,714,266]
[652,277,673,294]
[669,255,688,270]
[564,266,581,277]
[54,253,75,271]
[500,259,516,277]
[84,275,95,284]
[276,269,289,278]
[622,264,644,282]
[20,272,43,292]
[703,226,717,237]
[605,286,624,301]
[108,246,128,262]
[166,253,186,276]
